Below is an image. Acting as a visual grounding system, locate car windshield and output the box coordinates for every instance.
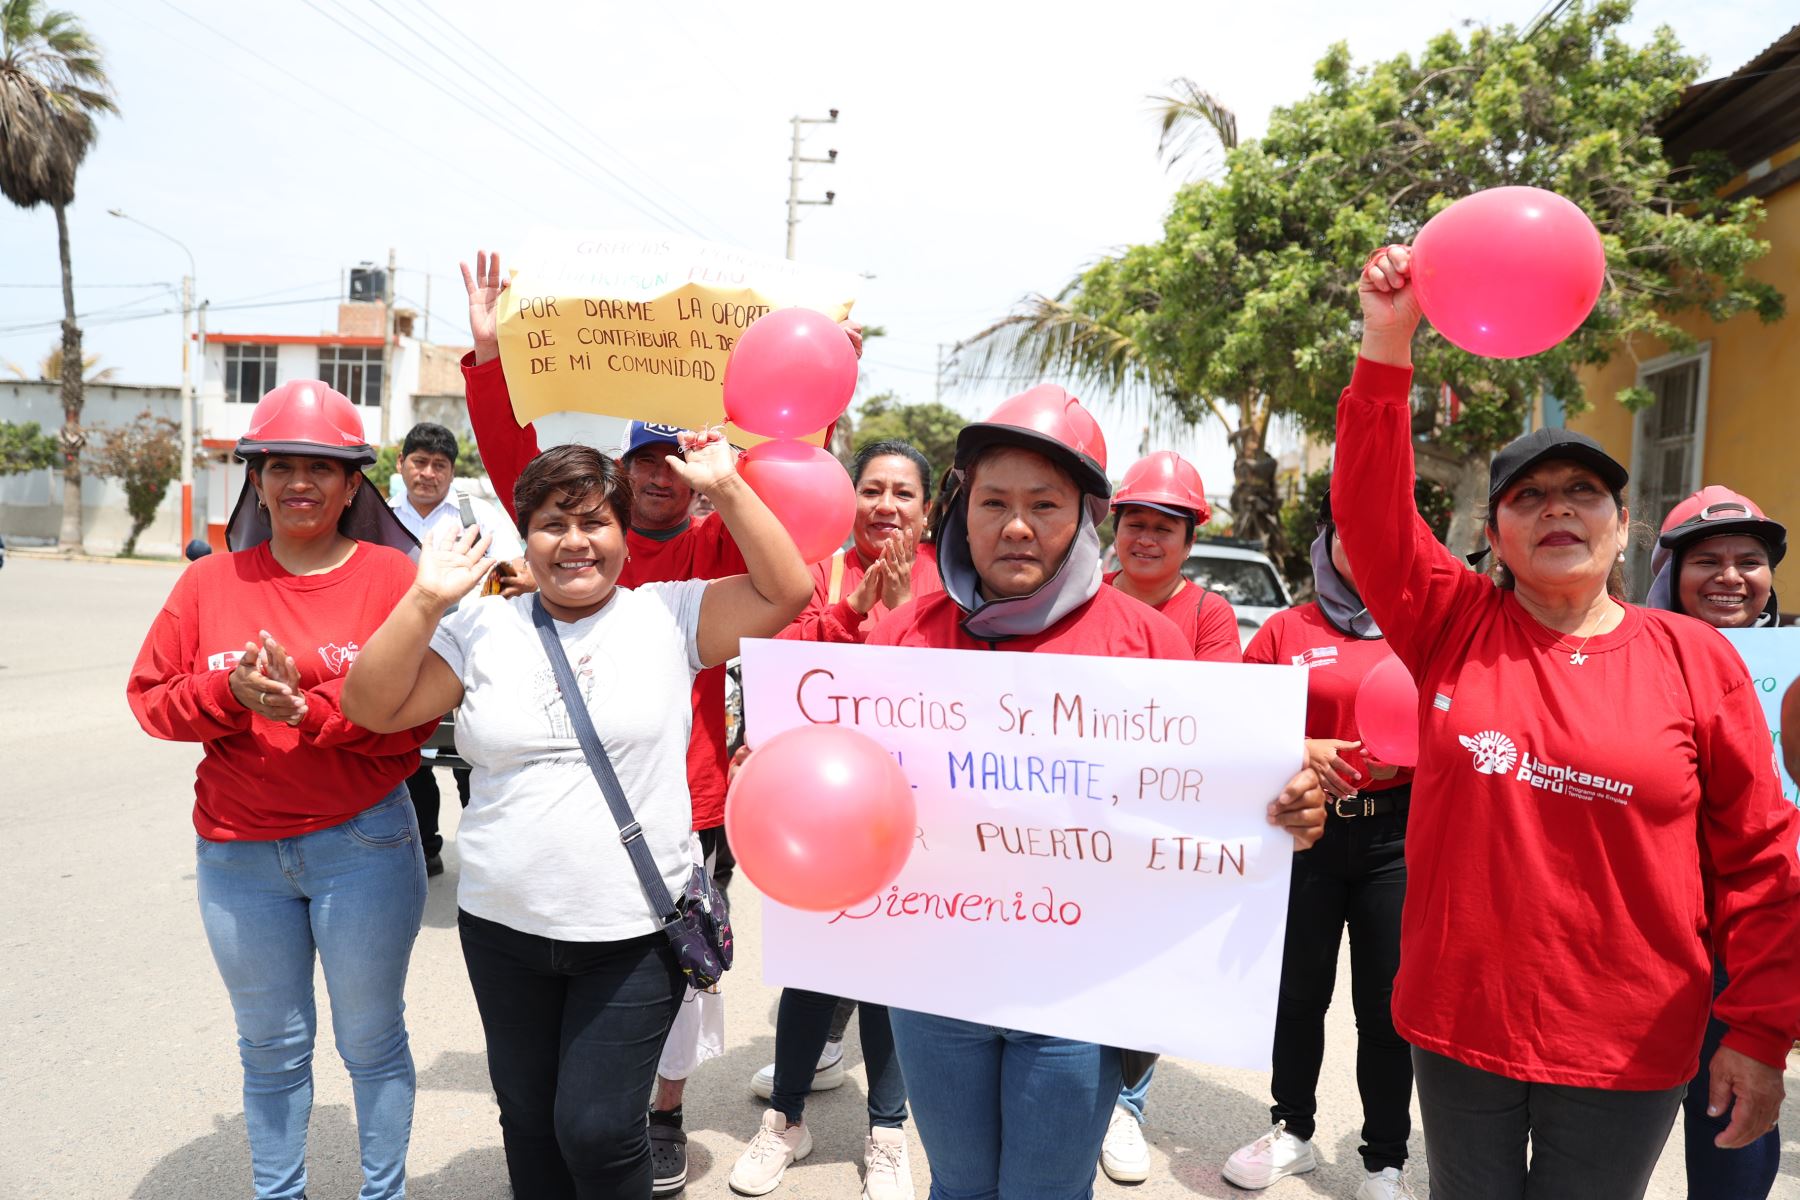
[1182,555,1285,607]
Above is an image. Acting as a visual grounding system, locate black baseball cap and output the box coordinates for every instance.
[1486,427,1628,506]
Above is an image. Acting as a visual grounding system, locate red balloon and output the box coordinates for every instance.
[726,725,917,912]
[1354,655,1420,769]
[722,308,859,439]
[1410,186,1605,359]
[737,439,854,564]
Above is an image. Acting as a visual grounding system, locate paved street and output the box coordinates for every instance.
[2,553,1794,1199]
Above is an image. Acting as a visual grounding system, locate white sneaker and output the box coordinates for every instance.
[861,1125,913,1200]
[1100,1103,1151,1183]
[729,1110,814,1196]
[1356,1166,1417,1200]
[1222,1121,1317,1189]
[749,1040,847,1100]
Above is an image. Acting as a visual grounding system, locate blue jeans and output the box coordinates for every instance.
[196,787,427,1200]
[771,987,908,1128]
[888,1009,1120,1200]
[1683,963,1780,1200]
[1117,1067,1152,1122]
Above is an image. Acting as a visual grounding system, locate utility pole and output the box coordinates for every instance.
[380,246,396,444]
[197,298,208,543]
[107,209,196,548]
[935,344,950,405]
[785,109,839,259]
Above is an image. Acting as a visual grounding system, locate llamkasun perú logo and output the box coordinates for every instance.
[1460,729,1635,804]
[1460,731,1519,775]
[316,642,361,674]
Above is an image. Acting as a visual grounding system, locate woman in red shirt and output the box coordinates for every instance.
[731,438,941,1199]
[1225,486,1415,1200]
[1337,245,1800,1200]
[1644,487,1786,1200]
[126,381,436,1200]
[1105,450,1243,663]
[856,386,1327,1200]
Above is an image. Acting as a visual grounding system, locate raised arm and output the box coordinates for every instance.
[1332,245,1489,672]
[341,525,490,733]
[675,433,814,667]
[461,250,540,517]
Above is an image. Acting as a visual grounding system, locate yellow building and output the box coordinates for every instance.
[1566,24,1799,612]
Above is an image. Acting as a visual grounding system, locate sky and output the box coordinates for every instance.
[0,0,1788,489]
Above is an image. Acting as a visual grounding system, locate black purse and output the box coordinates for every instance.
[532,597,733,988]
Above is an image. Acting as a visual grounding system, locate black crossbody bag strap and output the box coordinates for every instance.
[531,595,681,928]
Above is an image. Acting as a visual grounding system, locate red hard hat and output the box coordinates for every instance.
[235,379,376,466]
[1112,451,1210,525]
[954,384,1109,496]
[1653,485,1787,573]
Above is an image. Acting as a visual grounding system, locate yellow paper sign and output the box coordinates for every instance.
[498,231,859,445]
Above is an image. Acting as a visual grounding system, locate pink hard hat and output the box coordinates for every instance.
[954,385,1109,496]
[1652,485,1787,575]
[1112,450,1211,525]
[235,379,375,465]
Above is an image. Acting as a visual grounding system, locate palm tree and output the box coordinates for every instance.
[952,81,1294,550]
[5,342,118,383]
[0,0,117,549]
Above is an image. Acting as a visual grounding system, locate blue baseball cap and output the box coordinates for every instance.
[622,421,688,461]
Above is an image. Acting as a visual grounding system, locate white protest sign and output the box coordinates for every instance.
[1723,629,1800,808]
[740,639,1306,1069]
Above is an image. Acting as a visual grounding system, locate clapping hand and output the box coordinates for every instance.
[414,523,496,609]
[229,633,306,725]
[877,529,918,611]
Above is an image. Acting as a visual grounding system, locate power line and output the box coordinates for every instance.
[296,0,710,238]
[371,0,729,241]
[0,282,173,289]
[0,295,340,337]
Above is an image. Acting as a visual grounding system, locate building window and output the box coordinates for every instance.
[223,344,278,404]
[1627,347,1710,598]
[318,345,383,406]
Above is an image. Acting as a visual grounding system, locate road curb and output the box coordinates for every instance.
[6,547,184,568]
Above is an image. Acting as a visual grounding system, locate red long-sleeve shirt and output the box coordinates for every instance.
[868,585,1193,662]
[1102,572,1242,663]
[462,352,743,829]
[1244,603,1412,793]
[1333,356,1800,1084]
[778,544,944,644]
[126,543,435,840]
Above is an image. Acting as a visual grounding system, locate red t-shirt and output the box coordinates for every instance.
[1333,356,1800,1084]
[463,352,741,829]
[126,543,436,840]
[1103,572,1241,663]
[869,585,1193,663]
[780,544,944,644]
[1243,603,1412,793]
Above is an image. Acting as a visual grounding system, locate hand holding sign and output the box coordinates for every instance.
[726,723,917,911]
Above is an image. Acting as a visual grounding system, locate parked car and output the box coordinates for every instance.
[1181,538,1293,649]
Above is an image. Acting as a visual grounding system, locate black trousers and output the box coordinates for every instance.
[459,910,686,1200]
[1270,796,1411,1171]
[1414,1046,1683,1200]
[406,761,469,858]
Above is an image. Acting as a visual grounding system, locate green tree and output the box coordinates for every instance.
[0,0,117,549]
[83,410,180,556]
[961,0,1783,559]
[0,419,59,474]
[842,391,963,483]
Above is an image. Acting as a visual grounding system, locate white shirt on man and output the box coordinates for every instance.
[428,580,706,941]
[389,486,523,560]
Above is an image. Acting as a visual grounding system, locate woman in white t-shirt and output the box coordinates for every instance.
[343,433,812,1200]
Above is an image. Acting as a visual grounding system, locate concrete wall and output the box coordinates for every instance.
[0,380,187,556]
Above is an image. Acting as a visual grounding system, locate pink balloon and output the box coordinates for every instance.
[1354,655,1420,769]
[722,308,859,439]
[737,439,854,564]
[726,724,917,912]
[1410,186,1606,359]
